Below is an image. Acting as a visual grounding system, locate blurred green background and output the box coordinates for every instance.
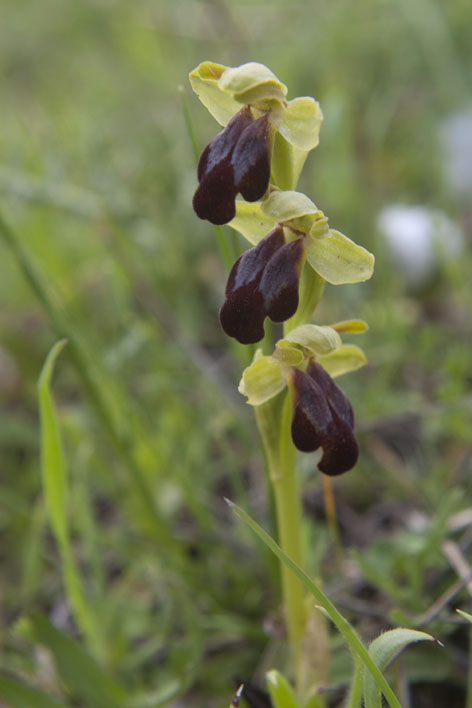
[1,0,472,706]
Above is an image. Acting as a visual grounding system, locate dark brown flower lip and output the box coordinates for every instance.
[193,106,274,226]
[219,228,306,344]
[289,363,359,476]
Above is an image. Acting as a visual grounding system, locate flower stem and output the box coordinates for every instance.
[256,394,307,690]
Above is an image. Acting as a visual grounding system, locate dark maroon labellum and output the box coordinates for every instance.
[219,228,305,344]
[193,107,273,226]
[290,362,359,475]
[219,227,285,344]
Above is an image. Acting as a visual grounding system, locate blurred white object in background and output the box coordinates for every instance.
[441,107,472,199]
[377,205,464,286]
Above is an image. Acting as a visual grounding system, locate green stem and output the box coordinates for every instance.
[228,499,403,708]
[467,626,472,708]
[256,394,306,690]
[345,658,363,708]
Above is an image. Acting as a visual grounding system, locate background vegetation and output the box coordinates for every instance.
[1,1,471,706]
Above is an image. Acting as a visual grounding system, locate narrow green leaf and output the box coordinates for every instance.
[457,609,472,624]
[226,500,402,708]
[38,340,68,545]
[24,614,127,708]
[266,670,300,708]
[0,211,173,549]
[0,674,68,708]
[344,658,363,708]
[38,341,104,659]
[363,628,436,708]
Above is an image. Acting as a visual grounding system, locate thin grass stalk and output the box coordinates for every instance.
[228,499,403,708]
[0,210,175,550]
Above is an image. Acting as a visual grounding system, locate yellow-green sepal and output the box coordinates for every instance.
[271,97,322,192]
[189,61,240,126]
[279,96,323,151]
[283,324,341,356]
[238,354,286,405]
[306,229,375,284]
[229,201,277,245]
[262,190,319,222]
[218,62,287,104]
[318,344,367,377]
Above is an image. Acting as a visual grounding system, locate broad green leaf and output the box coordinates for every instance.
[229,200,276,244]
[273,340,304,366]
[318,344,367,377]
[266,670,299,708]
[364,628,436,708]
[238,356,286,405]
[331,319,369,334]
[226,500,402,708]
[279,97,323,151]
[218,62,287,103]
[22,614,128,708]
[0,675,68,708]
[189,61,240,126]
[283,324,341,357]
[306,230,374,284]
[262,190,319,222]
[38,339,68,545]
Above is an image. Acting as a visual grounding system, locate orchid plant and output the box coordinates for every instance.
[189,61,434,707]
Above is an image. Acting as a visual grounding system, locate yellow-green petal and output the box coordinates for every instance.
[219,62,287,104]
[261,190,319,222]
[283,324,341,356]
[279,96,323,151]
[238,356,286,406]
[318,344,367,377]
[229,200,277,245]
[189,61,240,126]
[273,340,304,366]
[306,229,375,285]
[331,319,369,334]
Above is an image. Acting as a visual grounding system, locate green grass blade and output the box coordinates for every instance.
[266,669,300,708]
[38,341,104,659]
[0,209,175,548]
[226,499,402,708]
[24,614,127,708]
[0,674,69,708]
[363,628,436,708]
[344,658,363,708]
[38,340,69,544]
